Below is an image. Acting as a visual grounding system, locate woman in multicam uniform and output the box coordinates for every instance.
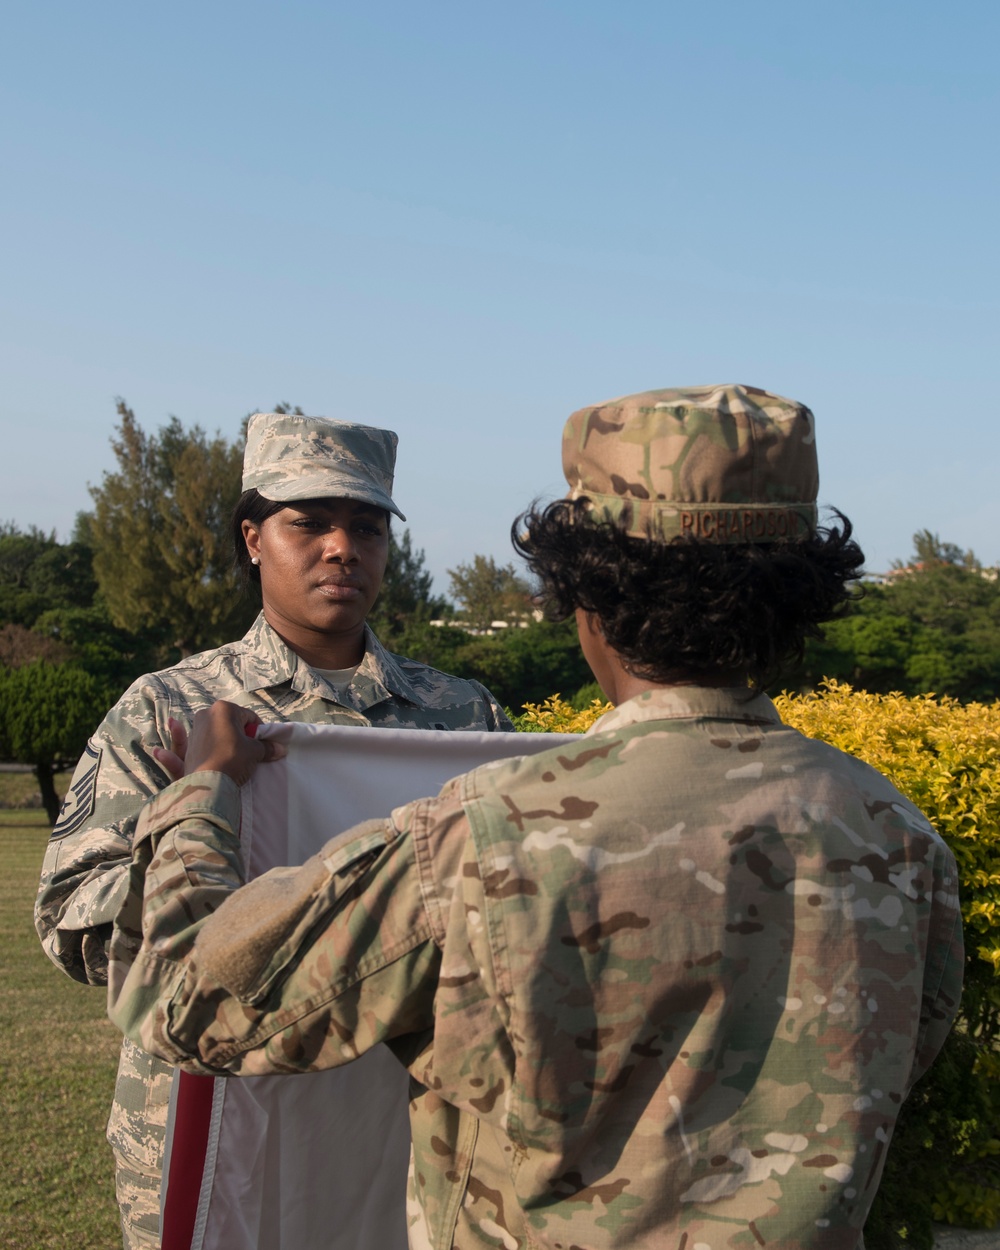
[35,411,511,1250]
[108,385,962,1250]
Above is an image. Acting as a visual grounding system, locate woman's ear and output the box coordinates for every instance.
[241,519,262,562]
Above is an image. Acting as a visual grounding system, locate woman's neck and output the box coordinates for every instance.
[263,612,367,671]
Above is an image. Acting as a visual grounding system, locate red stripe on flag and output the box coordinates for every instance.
[161,1072,216,1250]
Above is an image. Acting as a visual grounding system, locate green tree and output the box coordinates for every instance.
[795,613,917,695]
[0,524,59,626]
[33,604,160,697]
[906,528,978,572]
[790,532,1000,701]
[0,517,155,707]
[482,618,593,710]
[884,560,996,639]
[87,401,254,657]
[384,616,592,713]
[447,555,532,631]
[25,539,98,609]
[0,661,109,822]
[369,529,448,644]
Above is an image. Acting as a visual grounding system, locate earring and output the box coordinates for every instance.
[251,556,260,566]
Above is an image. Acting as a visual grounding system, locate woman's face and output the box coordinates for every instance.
[242,498,389,662]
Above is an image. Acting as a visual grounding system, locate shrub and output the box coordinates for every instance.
[0,661,112,822]
[516,680,1000,1247]
[512,693,612,734]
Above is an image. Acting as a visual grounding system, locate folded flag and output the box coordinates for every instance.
[161,723,575,1250]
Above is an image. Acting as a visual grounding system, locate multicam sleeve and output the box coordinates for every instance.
[34,674,175,985]
[108,772,442,1076]
[910,842,966,1087]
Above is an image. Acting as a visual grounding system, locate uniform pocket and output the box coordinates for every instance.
[198,820,394,1007]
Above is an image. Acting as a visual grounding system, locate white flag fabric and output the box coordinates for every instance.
[160,724,575,1250]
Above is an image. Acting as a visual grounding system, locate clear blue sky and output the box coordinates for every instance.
[2,0,997,591]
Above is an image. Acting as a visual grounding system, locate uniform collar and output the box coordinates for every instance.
[346,628,422,711]
[587,684,782,735]
[240,613,421,711]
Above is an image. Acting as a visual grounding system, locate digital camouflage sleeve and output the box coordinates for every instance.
[36,617,510,985]
[37,614,510,1249]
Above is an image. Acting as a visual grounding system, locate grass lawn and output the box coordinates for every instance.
[0,810,122,1249]
[0,770,72,812]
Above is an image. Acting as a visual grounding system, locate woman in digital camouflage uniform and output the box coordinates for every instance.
[35,411,511,1250]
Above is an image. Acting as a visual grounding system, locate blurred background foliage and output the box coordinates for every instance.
[3,404,1000,812]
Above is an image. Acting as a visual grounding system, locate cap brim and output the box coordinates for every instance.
[246,470,406,521]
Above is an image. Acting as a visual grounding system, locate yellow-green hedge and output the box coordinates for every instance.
[515,682,1000,1244]
[514,694,613,734]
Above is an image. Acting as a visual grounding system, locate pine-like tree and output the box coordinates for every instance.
[446,554,532,632]
[369,528,447,643]
[87,401,254,657]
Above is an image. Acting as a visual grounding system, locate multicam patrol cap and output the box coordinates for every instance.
[242,413,406,520]
[562,383,818,544]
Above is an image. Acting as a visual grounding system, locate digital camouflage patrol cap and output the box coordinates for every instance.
[562,383,818,543]
[242,412,406,520]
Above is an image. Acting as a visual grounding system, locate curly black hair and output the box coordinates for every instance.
[513,499,865,688]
